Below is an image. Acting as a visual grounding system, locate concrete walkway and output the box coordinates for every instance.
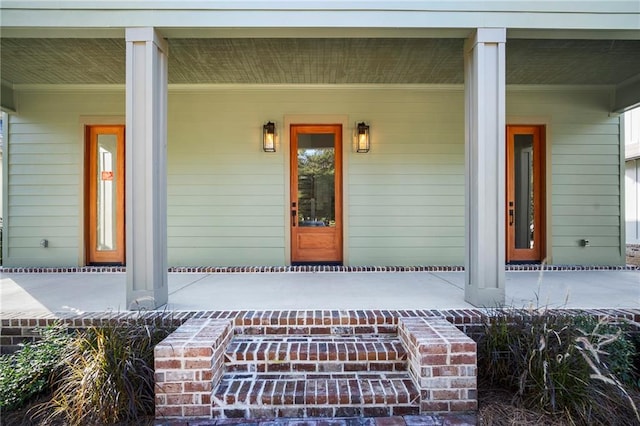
[1,269,638,315]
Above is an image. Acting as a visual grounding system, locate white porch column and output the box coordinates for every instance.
[464,28,506,307]
[125,28,168,309]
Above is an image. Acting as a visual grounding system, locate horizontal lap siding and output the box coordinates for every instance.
[5,91,124,266]
[168,91,286,266]
[6,87,623,268]
[508,88,623,265]
[348,90,465,266]
[168,88,466,266]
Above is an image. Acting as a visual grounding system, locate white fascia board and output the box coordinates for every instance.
[2,1,639,13]
[0,28,125,38]
[1,2,639,33]
[2,11,639,32]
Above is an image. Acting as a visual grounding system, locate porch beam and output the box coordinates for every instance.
[1,81,16,113]
[463,28,506,307]
[125,27,168,310]
[612,74,640,113]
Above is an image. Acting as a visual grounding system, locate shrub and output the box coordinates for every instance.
[0,324,71,411]
[43,316,175,425]
[478,309,639,425]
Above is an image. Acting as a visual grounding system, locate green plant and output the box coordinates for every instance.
[0,324,71,411]
[478,309,639,425]
[574,316,638,388]
[43,316,175,425]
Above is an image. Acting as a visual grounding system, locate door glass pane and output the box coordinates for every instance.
[514,134,534,249]
[96,134,118,251]
[297,133,335,227]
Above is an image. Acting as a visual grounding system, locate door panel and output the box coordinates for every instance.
[291,124,343,263]
[506,125,545,262]
[86,125,125,264]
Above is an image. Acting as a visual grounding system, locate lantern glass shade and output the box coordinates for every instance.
[356,122,370,153]
[263,122,276,152]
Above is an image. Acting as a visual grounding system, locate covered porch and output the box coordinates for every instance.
[1,2,639,310]
[1,267,638,314]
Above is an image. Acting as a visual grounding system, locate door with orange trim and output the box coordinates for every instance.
[506,125,545,263]
[290,124,343,264]
[86,125,125,265]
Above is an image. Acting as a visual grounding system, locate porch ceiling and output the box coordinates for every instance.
[1,38,639,86]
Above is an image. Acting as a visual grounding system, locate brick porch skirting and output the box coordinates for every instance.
[2,309,639,422]
[1,264,638,274]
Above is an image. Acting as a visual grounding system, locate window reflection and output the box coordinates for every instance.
[297,134,336,227]
[97,134,117,251]
[514,134,534,249]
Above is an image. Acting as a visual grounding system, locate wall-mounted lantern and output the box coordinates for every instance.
[356,122,370,153]
[263,121,276,152]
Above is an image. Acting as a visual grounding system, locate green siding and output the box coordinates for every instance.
[5,86,623,267]
[4,90,124,266]
[509,88,624,265]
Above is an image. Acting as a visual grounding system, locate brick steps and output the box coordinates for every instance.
[154,315,479,420]
[212,334,418,419]
[224,335,407,374]
[212,372,420,419]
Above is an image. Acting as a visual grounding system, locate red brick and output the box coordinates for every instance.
[450,400,478,411]
[420,354,448,365]
[155,345,180,358]
[156,405,183,417]
[164,370,195,381]
[363,406,391,417]
[450,378,476,388]
[307,407,335,417]
[450,354,476,365]
[199,370,214,380]
[184,346,213,357]
[421,401,449,412]
[155,359,182,369]
[267,362,291,372]
[450,342,476,353]
[184,382,212,392]
[183,405,210,417]
[156,382,183,393]
[392,405,420,416]
[432,366,460,377]
[432,389,460,400]
[418,343,449,355]
[185,359,212,369]
[166,394,195,405]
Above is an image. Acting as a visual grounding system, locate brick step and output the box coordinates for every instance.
[224,335,407,374]
[212,372,421,419]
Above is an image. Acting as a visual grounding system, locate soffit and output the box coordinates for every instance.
[1,38,639,86]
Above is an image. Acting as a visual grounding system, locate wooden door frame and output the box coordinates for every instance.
[85,125,126,265]
[506,124,546,263]
[290,124,343,264]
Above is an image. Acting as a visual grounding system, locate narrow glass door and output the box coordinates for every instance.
[290,124,343,264]
[86,125,125,264]
[506,125,545,262]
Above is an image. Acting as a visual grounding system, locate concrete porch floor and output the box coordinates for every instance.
[1,269,638,315]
